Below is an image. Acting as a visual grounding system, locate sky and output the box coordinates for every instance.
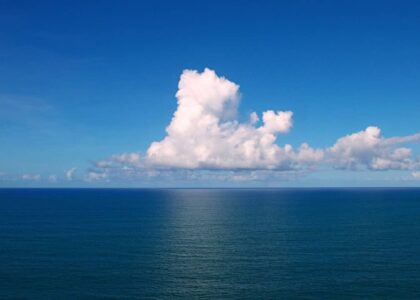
[0,0,419,187]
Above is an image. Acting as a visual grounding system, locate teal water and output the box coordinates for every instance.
[0,188,419,299]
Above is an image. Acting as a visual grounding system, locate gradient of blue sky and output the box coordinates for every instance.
[0,0,419,186]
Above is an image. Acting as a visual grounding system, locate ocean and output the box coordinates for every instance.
[0,188,419,299]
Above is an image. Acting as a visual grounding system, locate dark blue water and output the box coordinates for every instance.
[0,188,419,299]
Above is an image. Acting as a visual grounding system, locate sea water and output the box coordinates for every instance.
[0,188,419,299]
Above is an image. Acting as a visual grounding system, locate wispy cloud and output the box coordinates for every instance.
[48,174,58,182]
[22,174,41,181]
[65,167,77,181]
[0,94,53,122]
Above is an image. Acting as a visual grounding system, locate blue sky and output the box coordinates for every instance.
[0,0,419,187]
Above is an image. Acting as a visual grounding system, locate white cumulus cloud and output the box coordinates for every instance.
[86,68,419,183]
[146,68,319,170]
[328,126,420,170]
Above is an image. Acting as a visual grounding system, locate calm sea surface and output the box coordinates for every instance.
[0,188,419,299]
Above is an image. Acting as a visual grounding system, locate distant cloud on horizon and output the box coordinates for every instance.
[22,174,41,181]
[65,168,77,181]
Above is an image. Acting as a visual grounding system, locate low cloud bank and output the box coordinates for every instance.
[87,68,419,182]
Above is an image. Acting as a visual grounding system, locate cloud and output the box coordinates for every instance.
[65,167,77,180]
[108,153,141,166]
[412,172,420,180]
[146,68,320,170]
[86,68,419,183]
[328,126,420,170]
[85,171,108,182]
[0,95,52,118]
[0,95,54,130]
[22,174,41,181]
[48,174,57,182]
